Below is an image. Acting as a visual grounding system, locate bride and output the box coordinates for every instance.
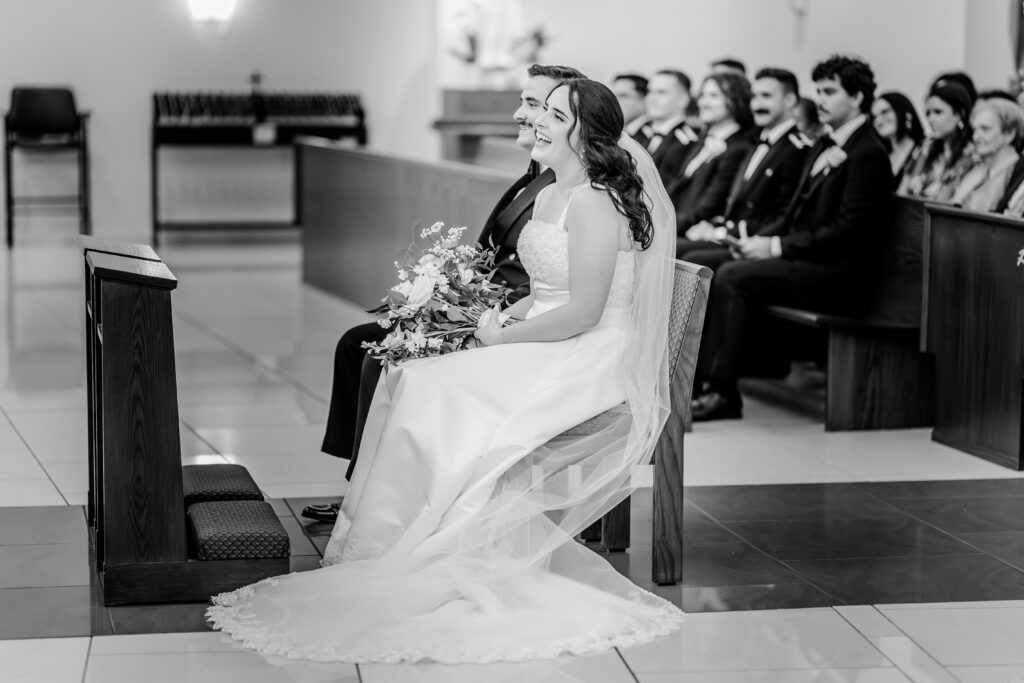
[207,78,683,664]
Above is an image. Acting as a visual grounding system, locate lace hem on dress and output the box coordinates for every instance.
[206,585,684,664]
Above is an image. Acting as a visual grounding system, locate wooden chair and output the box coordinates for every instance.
[567,260,712,585]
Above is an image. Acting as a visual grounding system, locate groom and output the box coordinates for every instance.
[303,64,585,523]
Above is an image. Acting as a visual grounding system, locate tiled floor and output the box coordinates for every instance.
[3,232,1024,681]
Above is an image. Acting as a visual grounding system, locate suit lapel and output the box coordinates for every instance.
[487,167,555,249]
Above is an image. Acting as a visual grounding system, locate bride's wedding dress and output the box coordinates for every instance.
[208,146,684,664]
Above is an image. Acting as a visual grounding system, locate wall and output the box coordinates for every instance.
[965,0,1019,92]
[0,0,439,240]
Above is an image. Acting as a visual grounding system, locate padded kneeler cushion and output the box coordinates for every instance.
[181,464,263,506]
[187,500,289,560]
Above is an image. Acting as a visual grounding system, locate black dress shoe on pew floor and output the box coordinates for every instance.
[691,392,743,422]
[301,502,340,523]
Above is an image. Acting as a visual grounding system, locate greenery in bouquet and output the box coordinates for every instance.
[362,222,511,366]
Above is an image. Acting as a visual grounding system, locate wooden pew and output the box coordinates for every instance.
[297,137,516,308]
[759,196,935,430]
[922,204,1024,469]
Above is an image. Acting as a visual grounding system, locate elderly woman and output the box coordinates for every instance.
[872,91,925,186]
[951,98,1024,212]
[898,82,976,201]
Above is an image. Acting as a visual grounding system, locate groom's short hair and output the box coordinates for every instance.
[528,64,586,81]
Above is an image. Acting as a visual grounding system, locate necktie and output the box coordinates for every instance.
[809,135,838,177]
[743,134,771,181]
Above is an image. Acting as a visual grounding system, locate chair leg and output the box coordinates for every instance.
[80,137,91,235]
[600,496,630,552]
[652,412,685,585]
[579,520,602,542]
[4,140,13,248]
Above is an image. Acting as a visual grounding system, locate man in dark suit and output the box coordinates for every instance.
[633,70,698,186]
[668,71,753,254]
[680,67,812,270]
[303,64,582,522]
[692,55,893,421]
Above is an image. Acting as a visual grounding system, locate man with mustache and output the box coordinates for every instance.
[680,67,811,271]
[692,55,893,422]
[303,64,583,523]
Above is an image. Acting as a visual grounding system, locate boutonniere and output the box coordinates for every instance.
[703,137,728,159]
[821,147,848,174]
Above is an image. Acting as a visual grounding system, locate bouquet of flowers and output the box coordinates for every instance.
[362,221,511,366]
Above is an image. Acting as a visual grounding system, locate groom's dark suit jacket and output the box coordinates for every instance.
[479,163,556,303]
[324,162,555,478]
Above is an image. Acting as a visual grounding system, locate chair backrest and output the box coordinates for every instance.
[8,87,80,136]
[665,260,713,409]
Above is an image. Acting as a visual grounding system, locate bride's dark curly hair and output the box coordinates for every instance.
[557,79,654,250]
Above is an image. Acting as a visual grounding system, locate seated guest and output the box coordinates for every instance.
[898,82,975,202]
[872,91,925,186]
[951,98,1024,211]
[668,71,753,252]
[680,67,812,269]
[931,71,978,105]
[711,57,747,76]
[635,69,699,185]
[692,55,893,422]
[612,73,649,137]
[794,96,827,140]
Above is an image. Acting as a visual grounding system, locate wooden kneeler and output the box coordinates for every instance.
[85,248,288,605]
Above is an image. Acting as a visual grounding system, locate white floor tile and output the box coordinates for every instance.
[639,670,911,682]
[947,666,1024,682]
[0,449,49,480]
[0,636,90,682]
[835,606,905,638]
[619,609,894,673]
[85,651,359,682]
[198,425,325,457]
[360,651,634,683]
[0,479,66,506]
[90,632,247,655]
[866,636,958,683]
[880,606,1024,666]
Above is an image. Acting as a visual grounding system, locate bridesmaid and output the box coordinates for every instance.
[898,82,976,202]
[951,98,1024,211]
[872,91,924,188]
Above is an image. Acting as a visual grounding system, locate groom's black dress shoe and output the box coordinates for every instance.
[301,502,340,523]
[691,392,742,422]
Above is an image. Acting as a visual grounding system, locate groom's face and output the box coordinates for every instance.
[513,75,558,150]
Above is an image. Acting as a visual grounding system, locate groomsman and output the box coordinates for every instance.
[634,70,699,185]
[612,73,649,138]
[681,67,812,270]
[304,64,584,522]
[692,55,893,422]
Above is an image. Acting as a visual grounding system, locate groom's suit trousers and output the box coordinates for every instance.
[320,321,386,479]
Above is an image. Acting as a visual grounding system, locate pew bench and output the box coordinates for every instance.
[761,305,933,431]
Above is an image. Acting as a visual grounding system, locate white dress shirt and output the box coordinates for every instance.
[743,119,796,181]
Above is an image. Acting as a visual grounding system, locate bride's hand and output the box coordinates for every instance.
[474,307,504,347]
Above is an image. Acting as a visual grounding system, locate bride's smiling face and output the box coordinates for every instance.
[531,85,581,168]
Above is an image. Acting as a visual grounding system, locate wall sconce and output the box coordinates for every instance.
[188,0,237,22]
